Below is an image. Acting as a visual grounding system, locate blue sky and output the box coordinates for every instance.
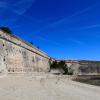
[0,0,100,60]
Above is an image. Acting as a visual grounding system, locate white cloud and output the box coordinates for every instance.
[0,0,36,25]
[38,36,65,47]
[13,0,36,14]
[0,0,35,15]
[69,39,85,45]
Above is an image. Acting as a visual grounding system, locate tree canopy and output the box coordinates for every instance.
[50,60,73,75]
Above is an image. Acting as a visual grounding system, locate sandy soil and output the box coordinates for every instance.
[0,74,100,100]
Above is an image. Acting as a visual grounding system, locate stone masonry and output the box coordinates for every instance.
[0,30,50,75]
[0,29,100,76]
[65,60,100,75]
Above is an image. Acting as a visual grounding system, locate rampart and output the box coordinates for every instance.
[0,30,50,75]
[0,30,100,76]
[65,60,100,75]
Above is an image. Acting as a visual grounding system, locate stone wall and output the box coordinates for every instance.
[0,30,50,75]
[1,30,100,76]
[65,60,100,75]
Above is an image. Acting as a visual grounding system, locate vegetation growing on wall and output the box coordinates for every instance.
[0,26,13,34]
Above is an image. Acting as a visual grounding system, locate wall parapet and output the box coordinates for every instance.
[0,30,50,74]
[0,30,50,59]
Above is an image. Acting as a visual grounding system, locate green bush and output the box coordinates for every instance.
[50,60,72,75]
[58,61,68,74]
[0,26,13,34]
[50,60,58,69]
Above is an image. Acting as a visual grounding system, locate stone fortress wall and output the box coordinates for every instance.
[0,30,50,75]
[0,29,100,76]
[65,60,100,75]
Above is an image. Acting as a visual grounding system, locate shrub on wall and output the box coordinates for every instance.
[30,42,34,45]
[0,26,13,34]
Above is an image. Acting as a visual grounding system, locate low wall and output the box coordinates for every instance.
[66,60,100,75]
[0,30,50,75]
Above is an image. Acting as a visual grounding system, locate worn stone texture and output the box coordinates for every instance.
[0,30,50,74]
[65,60,100,75]
[1,30,100,76]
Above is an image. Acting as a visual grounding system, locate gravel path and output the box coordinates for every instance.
[0,75,100,100]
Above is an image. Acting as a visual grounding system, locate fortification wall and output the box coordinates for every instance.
[0,30,50,75]
[65,60,100,75]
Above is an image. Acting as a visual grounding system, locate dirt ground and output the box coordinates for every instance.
[0,74,100,100]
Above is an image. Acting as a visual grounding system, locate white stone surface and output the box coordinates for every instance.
[0,75,100,100]
[0,31,50,74]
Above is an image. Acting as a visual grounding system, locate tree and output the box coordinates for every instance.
[68,67,73,75]
[50,60,71,75]
[0,26,13,34]
[50,60,58,69]
[58,61,68,74]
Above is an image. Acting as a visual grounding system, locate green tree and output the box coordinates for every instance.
[50,60,70,75]
[50,60,58,69]
[68,67,73,75]
[58,61,68,74]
